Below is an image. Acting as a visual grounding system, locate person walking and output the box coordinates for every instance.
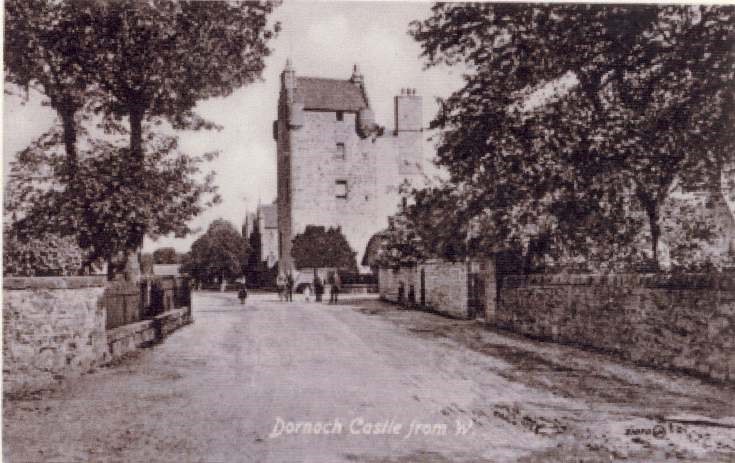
[327,272,335,304]
[276,272,286,302]
[332,271,341,304]
[237,275,248,304]
[286,272,294,302]
[314,275,324,303]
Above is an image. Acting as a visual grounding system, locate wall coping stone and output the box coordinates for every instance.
[503,273,735,291]
[153,308,187,322]
[106,319,155,342]
[3,276,107,290]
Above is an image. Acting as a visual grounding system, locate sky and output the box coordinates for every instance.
[3,1,464,254]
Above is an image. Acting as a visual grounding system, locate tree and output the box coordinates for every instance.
[4,0,279,278]
[6,130,219,279]
[409,4,734,269]
[89,1,280,176]
[244,210,264,287]
[4,0,98,181]
[152,247,177,265]
[181,219,249,284]
[140,253,154,275]
[3,225,84,277]
[291,226,357,272]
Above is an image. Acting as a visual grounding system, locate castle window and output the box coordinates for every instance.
[336,180,348,199]
[336,111,344,121]
[335,143,346,160]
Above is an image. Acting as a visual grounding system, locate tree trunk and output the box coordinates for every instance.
[129,107,145,170]
[106,257,116,281]
[126,105,147,251]
[645,203,661,272]
[60,108,78,181]
[636,186,662,272]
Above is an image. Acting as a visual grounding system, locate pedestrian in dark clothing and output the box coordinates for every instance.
[327,272,335,304]
[330,272,341,304]
[286,272,294,302]
[314,275,324,302]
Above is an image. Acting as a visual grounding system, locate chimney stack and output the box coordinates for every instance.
[394,87,422,133]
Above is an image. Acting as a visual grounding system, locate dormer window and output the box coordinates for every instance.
[336,111,344,121]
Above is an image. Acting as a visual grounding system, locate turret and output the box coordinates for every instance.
[281,58,296,93]
[357,107,376,138]
[350,64,364,88]
[280,59,303,128]
[351,64,379,137]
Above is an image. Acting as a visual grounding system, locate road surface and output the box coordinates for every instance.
[4,292,735,462]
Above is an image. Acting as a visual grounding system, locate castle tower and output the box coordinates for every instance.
[274,63,423,274]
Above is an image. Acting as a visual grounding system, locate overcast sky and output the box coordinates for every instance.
[3,1,464,253]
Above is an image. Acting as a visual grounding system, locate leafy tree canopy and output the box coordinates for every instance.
[4,0,279,278]
[409,4,734,269]
[291,225,357,272]
[181,219,249,284]
[140,253,154,275]
[152,247,177,265]
[6,129,219,279]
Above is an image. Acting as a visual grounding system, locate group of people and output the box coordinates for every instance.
[276,272,295,302]
[275,271,342,304]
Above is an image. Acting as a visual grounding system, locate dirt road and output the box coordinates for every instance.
[4,292,735,462]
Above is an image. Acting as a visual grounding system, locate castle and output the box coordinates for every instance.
[243,201,279,270]
[274,61,424,272]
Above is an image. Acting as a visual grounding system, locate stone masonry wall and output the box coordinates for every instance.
[3,277,108,395]
[378,266,417,303]
[4,277,193,395]
[288,110,421,269]
[378,261,472,319]
[421,260,469,319]
[498,273,735,383]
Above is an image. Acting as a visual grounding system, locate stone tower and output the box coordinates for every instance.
[274,62,423,273]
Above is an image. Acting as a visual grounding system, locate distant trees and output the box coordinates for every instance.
[180,219,249,284]
[244,212,267,287]
[152,247,177,265]
[291,226,357,272]
[140,253,154,275]
[409,4,734,270]
[4,0,279,279]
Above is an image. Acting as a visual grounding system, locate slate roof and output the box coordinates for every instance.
[295,77,368,111]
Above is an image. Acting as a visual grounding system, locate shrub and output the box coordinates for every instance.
[3,231,83,277]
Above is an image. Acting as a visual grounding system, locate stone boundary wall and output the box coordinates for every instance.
[378,266,417,303]
[497,273,735,383]
[3,278,108,394]
[4,276,107,290]
[421,260,469,319]
[4,277,191,395]
[107,308,192,359]
[378,261,472,319]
